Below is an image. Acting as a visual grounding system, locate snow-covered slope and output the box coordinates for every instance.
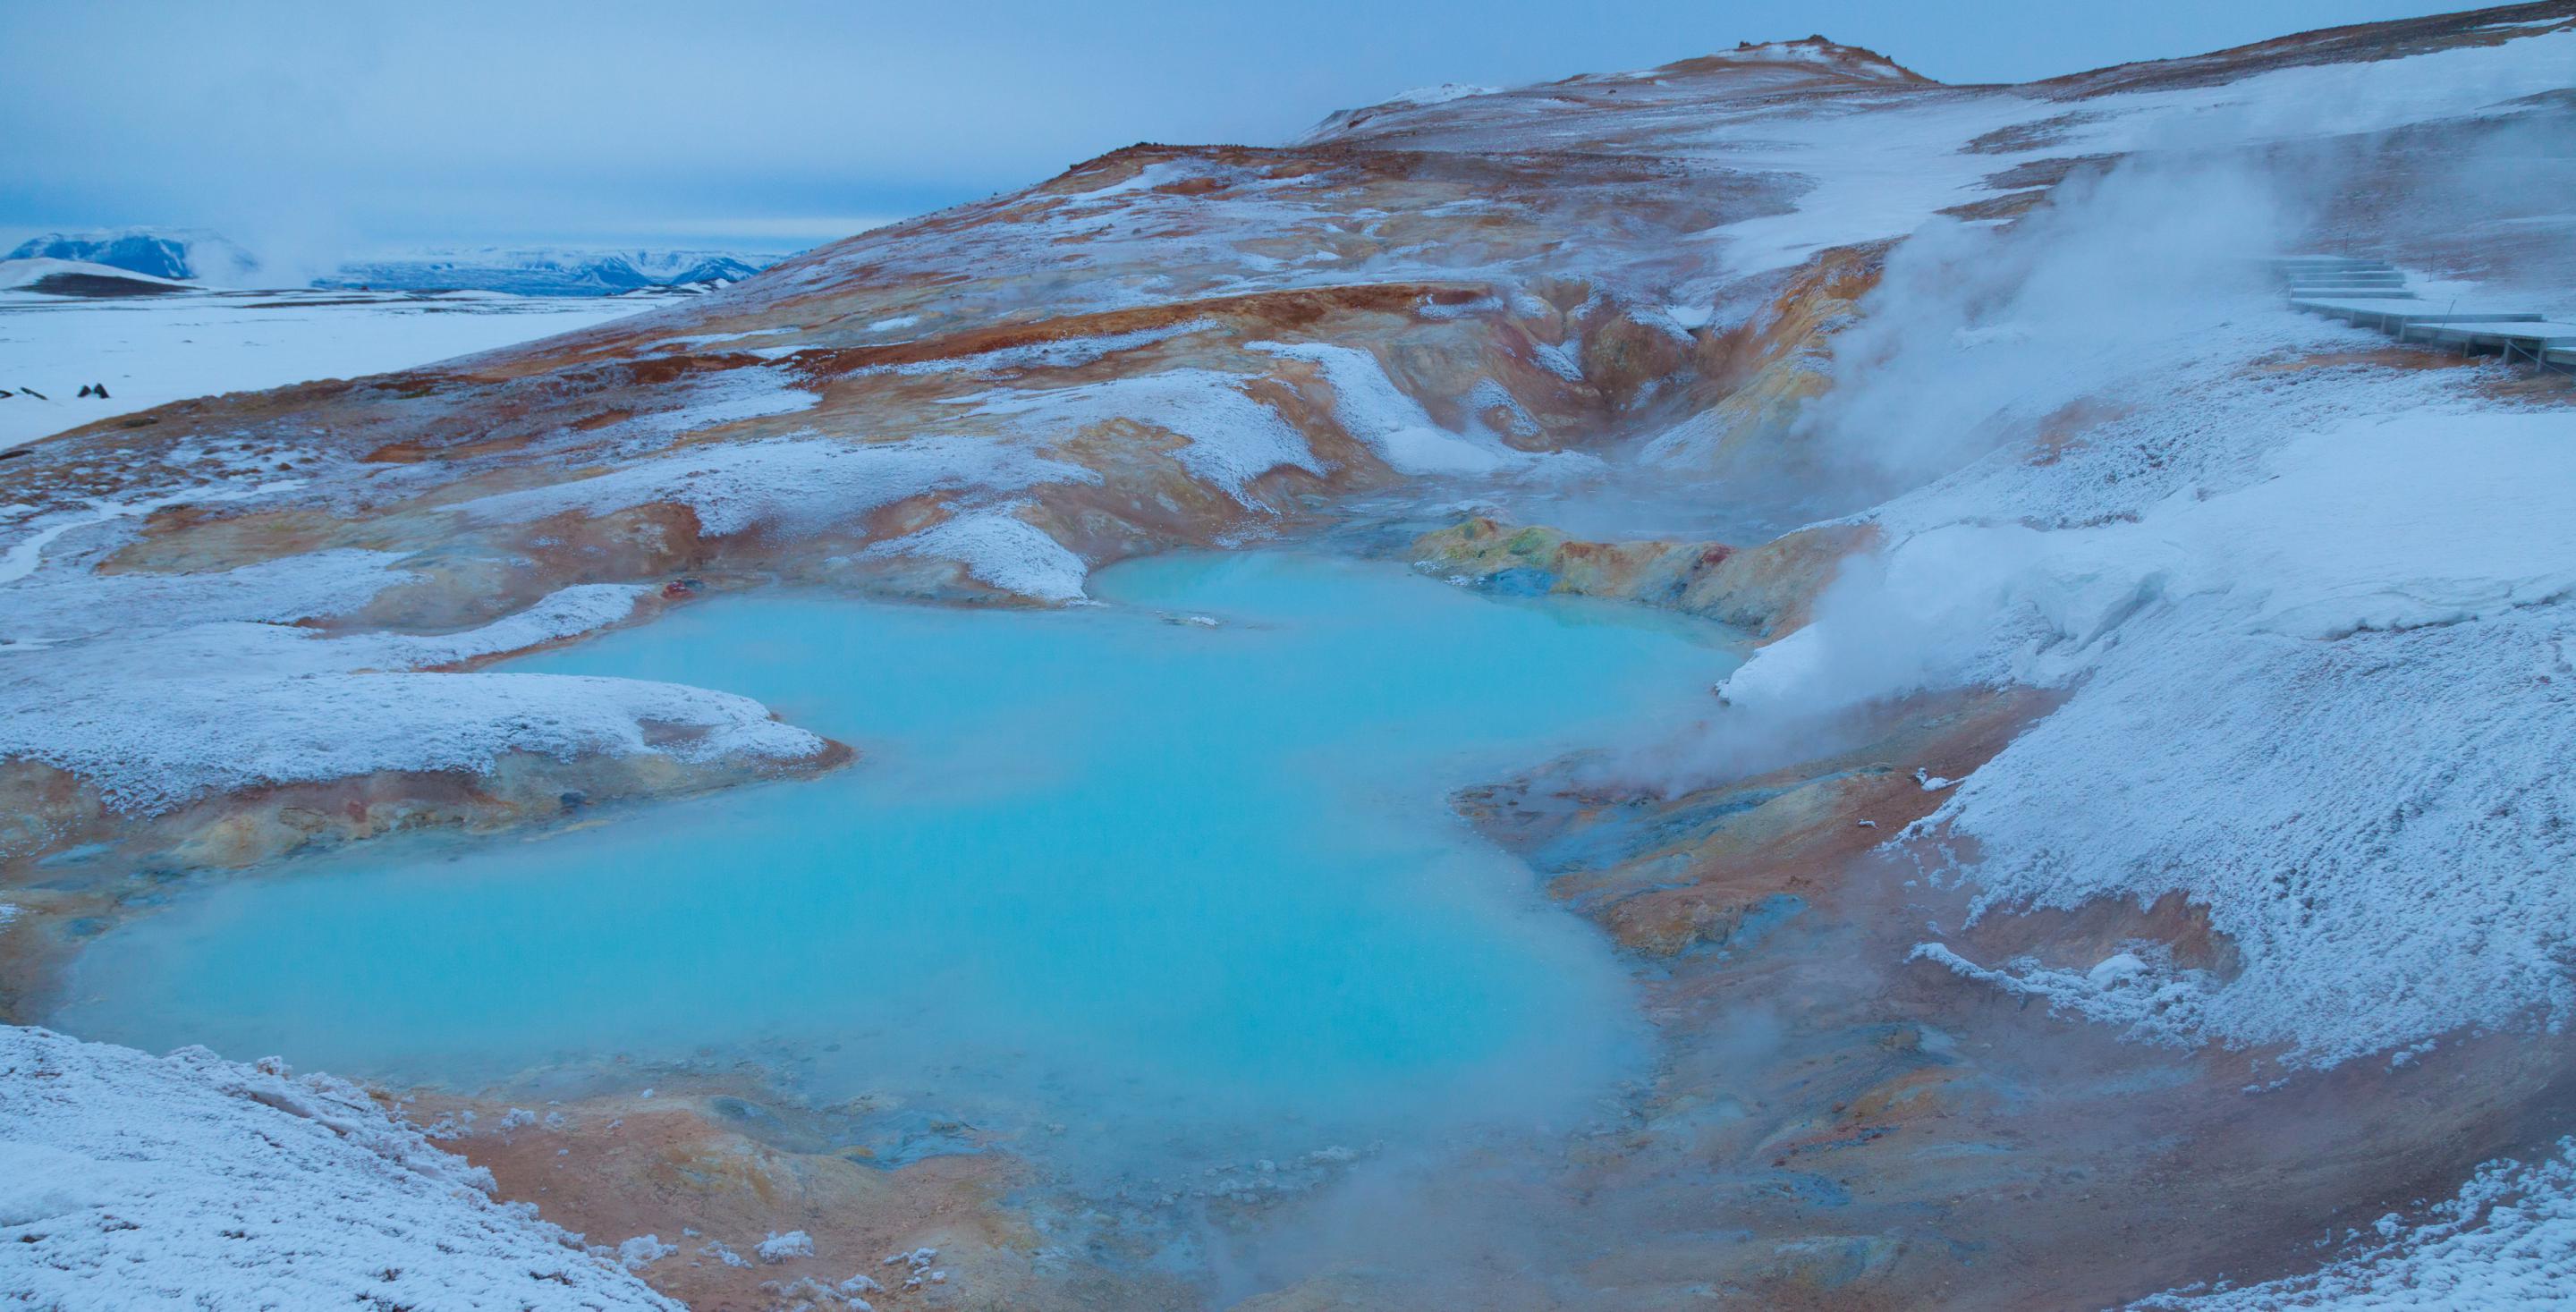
[0,1027,675,1308]
[1298,21,2574,277]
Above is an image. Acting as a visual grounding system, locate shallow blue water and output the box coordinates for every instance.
[56,553,1733,1165]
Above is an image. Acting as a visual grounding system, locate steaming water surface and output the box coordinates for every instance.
[56,553,1734,1166]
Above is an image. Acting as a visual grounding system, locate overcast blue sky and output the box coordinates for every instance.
[0,0,2477,261]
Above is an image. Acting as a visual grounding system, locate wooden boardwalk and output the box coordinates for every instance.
[2272,257,2575,372]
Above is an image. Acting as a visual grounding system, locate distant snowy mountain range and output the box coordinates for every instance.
[4,228,780,296]
[5,228,260,284]
[313,248,772,296]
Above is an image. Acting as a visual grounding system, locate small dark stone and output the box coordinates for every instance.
[558,790,588,810]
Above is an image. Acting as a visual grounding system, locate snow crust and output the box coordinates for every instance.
[1252,341,1521,474]
[1861,415,2576,1064]
[1,546,411,653]
[970,368,1321,502]
[854,319,1216,378]
[0,478,304,588]
[1716,400,2576,1066]
[874,507,1090,602]
[1,571,822,812]
[0,1026,675,1309]
[612,364,817,439]
[459,435,1089,537]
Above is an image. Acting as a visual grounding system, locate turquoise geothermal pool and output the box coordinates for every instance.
[55,553,1733,1164]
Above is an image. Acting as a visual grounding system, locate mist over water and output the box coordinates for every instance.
[54,553,1735,1177]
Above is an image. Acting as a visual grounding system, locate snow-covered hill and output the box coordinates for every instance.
[5,228,259,285]
[0,257,193,297]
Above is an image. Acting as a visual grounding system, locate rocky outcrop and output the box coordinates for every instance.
[1640,245,1884,477]
[1413,514,1873,636]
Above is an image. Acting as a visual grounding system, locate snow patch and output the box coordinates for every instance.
[616,1234,678,1269]
[857,319,1216,378]
[1389,82,1502,107]
[758,1230,815,1263]
[459,436,1088,537]
[1252,342,1520,475]
[0,478,303,587]
[970,369,1319,504]
[874,508,1089,602]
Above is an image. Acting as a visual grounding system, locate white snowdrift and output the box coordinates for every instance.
[0,1026,676,1310]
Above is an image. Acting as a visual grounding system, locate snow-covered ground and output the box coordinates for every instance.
[0,576,825,813]
[0,285,658,449]
[0,1027,674,1308]
[1692,26,2576,276]
[1645,131,2576,1296]
[1681,157,2576,1071]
